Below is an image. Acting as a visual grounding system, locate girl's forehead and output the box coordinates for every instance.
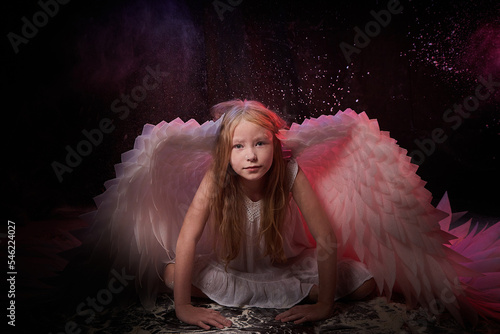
[231,119,273,139]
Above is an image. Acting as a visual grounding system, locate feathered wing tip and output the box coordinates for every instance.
[85,117,221,309]
[282,109,500,324]
[437,194,500,322]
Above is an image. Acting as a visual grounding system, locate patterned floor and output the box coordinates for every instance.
[9,208,499,334]
[76,294,495,334]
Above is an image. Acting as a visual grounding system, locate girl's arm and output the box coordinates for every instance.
[276,167,337,324]
[174,172,232,330]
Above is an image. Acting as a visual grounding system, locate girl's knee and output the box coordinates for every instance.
[347,278,376,301]
[163,263,175,290]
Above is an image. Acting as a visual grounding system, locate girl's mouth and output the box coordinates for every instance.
[244,166,261,171]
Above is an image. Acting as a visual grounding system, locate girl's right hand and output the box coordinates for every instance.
[175,304,232,330]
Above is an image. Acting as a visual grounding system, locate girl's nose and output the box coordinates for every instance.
[246,151,257,161]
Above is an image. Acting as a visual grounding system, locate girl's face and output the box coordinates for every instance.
[230,119,274,184]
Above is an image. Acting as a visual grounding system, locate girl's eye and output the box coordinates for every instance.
[256,141,265,146]
[234,144,243,149]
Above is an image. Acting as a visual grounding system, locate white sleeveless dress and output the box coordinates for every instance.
[189,158,373,308]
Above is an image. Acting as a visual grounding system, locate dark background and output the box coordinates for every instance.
[2,0,500,332]
[5,0,500,221]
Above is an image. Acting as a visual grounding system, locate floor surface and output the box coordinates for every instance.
[7,207,500,334]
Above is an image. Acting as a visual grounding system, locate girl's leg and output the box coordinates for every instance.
[307,285,319,302]
[344,278,376,301]
[163,263,209,299]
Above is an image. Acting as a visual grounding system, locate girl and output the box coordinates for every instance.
[164,100,374,329]
[89,99,499,330]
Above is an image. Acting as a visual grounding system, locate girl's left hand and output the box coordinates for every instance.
[275,302,335,324]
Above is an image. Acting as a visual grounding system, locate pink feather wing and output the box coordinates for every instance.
[281,109,495,323]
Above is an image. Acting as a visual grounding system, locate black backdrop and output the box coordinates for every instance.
[5,0,500,222]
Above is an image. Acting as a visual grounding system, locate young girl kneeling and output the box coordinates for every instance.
[164,100,374,329]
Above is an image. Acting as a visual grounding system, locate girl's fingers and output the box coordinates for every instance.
[276,307,304,322]
[276,306,294,319]
[201,310,232,329]
[293,316,309,324]
[177,305,231,330]
[197,321,210,330]
[276,303,333,324]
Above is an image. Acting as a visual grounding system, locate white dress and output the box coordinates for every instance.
[189,158,373,308]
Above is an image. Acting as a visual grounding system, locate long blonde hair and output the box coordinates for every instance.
[209,100,289,266]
